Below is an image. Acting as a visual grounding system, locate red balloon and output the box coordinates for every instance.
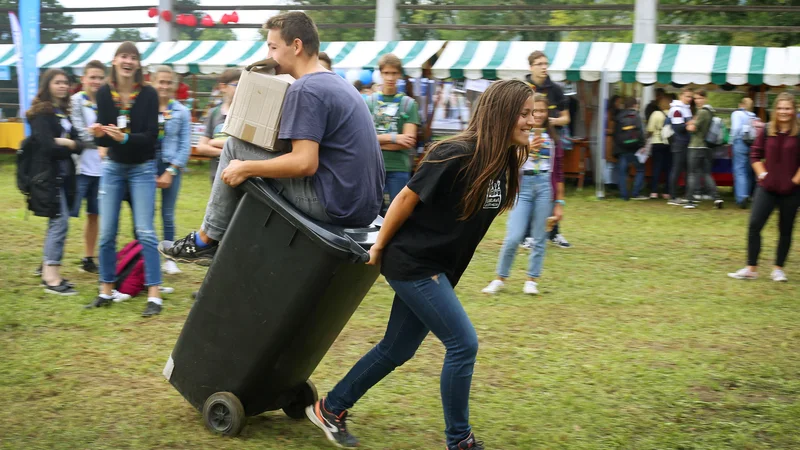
[185,14,197,27]
[161,10,173,22]
[230,11,239,23]
[148,7,158,18]
[201,14,214,27]
[221,14,230,25]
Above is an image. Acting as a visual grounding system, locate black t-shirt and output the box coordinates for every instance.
[380,142,507,286]
[525,74,567,120]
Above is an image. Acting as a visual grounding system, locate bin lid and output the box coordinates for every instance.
[243,179,380,263]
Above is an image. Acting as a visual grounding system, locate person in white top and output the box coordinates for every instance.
[646,94,673,199]
[69,60,107,274]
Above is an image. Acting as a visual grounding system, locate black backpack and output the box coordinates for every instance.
[16,136,35,195]
[615,111,644,151]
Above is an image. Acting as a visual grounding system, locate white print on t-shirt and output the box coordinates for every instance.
[483,180,502,209]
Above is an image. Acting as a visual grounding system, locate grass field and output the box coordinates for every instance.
[1,154,798,450]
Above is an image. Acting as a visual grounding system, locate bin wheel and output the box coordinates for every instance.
[203,392,246,436]
[282,380,319,419]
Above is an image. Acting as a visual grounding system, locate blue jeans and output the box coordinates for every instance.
[157,161,182,242]
[98,160,162,287]
[732,138,754,205]
[618,152,645,199]
[70,174,100,217]
[497,172,552,279]
[43,187,70,266]
[325,274,478,446]
[383,171,410,214]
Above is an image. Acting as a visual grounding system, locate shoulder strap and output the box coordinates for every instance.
[400,94,414,115]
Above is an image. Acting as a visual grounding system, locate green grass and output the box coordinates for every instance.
[0,154,798,450]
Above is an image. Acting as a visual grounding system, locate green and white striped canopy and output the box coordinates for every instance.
[605,43,791,87]
[431,41,612,82]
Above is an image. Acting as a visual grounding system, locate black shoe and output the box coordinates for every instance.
[306,398,359,448]
[34,264,42,277]
[142,301,162,317]
[158,232,217,266]
[714,199,724,209]
[448,433,485,450]
[80,257,99,273]
[41,278,75,288]
[85,295,114,309]
[43,280,78,296]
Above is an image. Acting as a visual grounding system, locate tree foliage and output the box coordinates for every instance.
[107,28,149,42]
[0,0,79,44]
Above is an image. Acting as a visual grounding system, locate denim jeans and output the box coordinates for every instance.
[43,187,70,266]
[201,138,329,241]
[325,274,478,447]
[70,174,100,218]
[650,143,672,195]
[497,172,552,279]
[732,138,754,205]
[617,152,645,200]
[686,147,719,201]
[747,187,800,267]
[383,171,410,215]
[669,142,689,199]
[98,159,162,287]
[157,160,182,242]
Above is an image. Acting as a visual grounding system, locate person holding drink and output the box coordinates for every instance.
[483,93,565,295]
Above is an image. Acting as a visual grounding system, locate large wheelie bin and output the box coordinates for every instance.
[163,177,381,437]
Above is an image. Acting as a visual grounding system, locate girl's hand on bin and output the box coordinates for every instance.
[366,246,382,266]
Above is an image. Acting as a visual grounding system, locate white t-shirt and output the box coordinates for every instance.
[522,131,553,172]
[78,105,101,177]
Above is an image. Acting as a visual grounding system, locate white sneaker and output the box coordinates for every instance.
[727,268,758,280]
[162,260,182,275]
[482,280,505,294]
[159,286,175,294]
[521,237,534,249]
[523,280,539,295]
[771,269,788,282]
[111,290,132,303]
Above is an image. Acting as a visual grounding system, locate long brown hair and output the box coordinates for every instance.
[110,41,144,86]
[26,69,71,120]
[423,79,532,220]
[767,92,799,137]
[532,93,561,143]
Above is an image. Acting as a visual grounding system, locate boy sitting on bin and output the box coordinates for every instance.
[160,12,385,265]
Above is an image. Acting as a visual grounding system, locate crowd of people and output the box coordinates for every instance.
[20,10,799,449]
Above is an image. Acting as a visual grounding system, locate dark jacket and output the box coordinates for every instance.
[95,84,159,164]
[524,74,568,121]
[27,105,84,218]
[750,128,800,195]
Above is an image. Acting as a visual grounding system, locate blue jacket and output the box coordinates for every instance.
[159,101,192,169]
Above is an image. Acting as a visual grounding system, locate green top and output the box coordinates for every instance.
[366,92,421,173]
[690,107,712,148]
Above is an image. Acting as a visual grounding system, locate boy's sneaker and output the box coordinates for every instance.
[771,269,788,282]
[667,198,686,206]
[551,233,571,248]
[481,279,505,294]
[684,202,697,209]
[714,199,724,209]
[632,195,649,201]
[523,280,539,295]
[43,280,78,296]
[520,237,534,249]
[306,398,359,448]
[158,232,217,266]
[447,433,485,450]
[727,267,758,280]
[80,257,99,273]
[142,301,162,317]
[162,260,182,275]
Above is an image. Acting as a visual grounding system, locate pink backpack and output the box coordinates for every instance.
[116,241,145,297]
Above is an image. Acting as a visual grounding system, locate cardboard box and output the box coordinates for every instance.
[222,58,294,152]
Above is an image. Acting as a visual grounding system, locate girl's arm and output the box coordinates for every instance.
[367,186,420,265]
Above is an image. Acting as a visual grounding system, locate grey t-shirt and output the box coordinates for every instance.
[278,71,385,227]
[204,105,226,181]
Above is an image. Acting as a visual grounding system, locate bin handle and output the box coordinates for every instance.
[345,235,370,264]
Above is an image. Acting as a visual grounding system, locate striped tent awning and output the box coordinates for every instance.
[605,43,789,86]
[329,40,445,78]
[0,42,174,73]
[0,44,15,67]
[431,41,611,82]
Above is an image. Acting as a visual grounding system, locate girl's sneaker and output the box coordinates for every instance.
[481,280,505,294]
[162,260,182,275]
[523,280,539,295]
[44,280,78,296]
[771,269,788,282]
[727,267,758,280]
